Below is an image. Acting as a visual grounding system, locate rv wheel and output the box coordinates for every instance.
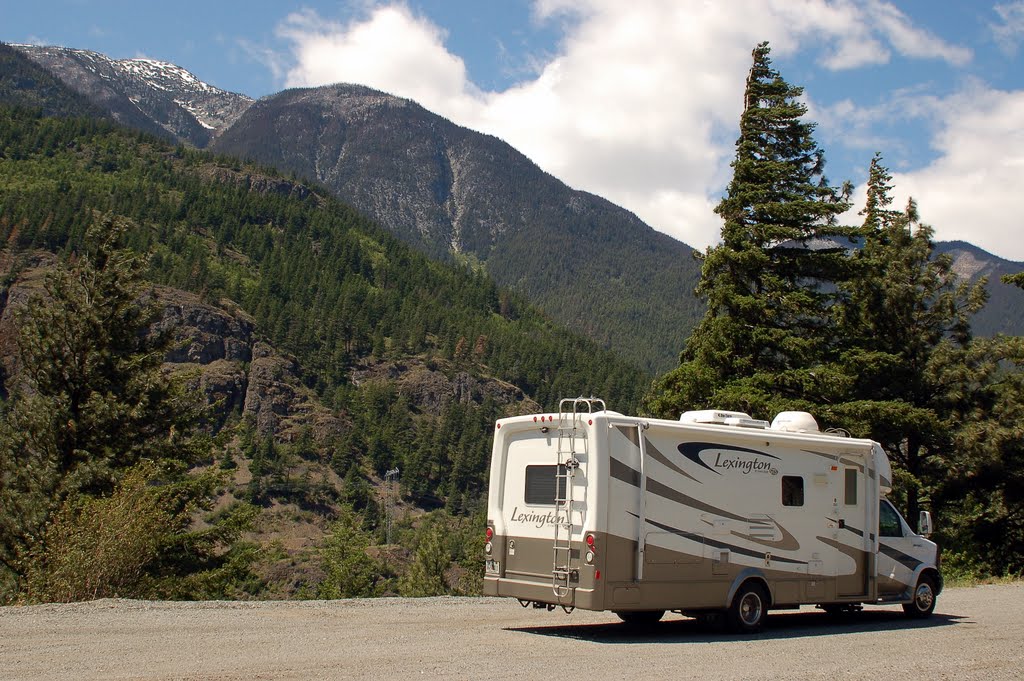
[902,575,937,618]
[614,610,665,625]
[727,582,768,634]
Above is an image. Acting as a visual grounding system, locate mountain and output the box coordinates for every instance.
[209,84,702,372]
[10,47,1024,368]
[936,241,1024,336]
[10,44,251,147]
[0,43,107,118]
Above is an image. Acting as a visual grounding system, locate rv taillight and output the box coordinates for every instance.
[585,533,597,564]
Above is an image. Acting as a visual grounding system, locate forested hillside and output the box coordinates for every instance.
[210,84,703,373]
[0,106,649,601]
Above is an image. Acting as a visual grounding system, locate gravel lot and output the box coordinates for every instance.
[2,583,1022,680]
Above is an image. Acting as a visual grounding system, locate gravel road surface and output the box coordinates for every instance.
[2,583,1022,680]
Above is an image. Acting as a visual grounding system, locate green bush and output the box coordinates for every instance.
[21,462,179,602]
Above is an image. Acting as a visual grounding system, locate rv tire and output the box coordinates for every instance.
[903,574,938,618]
[727,582,768,634]
[614,610,664,625]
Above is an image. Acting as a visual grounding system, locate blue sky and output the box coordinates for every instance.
[5,1,1024,260]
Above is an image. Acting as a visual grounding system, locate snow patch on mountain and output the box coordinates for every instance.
[12,45,253,146]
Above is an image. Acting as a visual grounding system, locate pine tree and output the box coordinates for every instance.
[399,521,449,597]
[0,215,208,597]
[826,155,986,528]
[928,335,1024,575]
[649,42,852,417]
[1003,272,1024,289]
[318,509,383,598]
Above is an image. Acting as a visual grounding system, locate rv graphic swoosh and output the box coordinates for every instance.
[731,518,801,551]
[646,438,700,482]
[638,514,808,566]
[677,442,778,475]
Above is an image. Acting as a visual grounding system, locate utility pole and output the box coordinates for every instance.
[384,467,400,545]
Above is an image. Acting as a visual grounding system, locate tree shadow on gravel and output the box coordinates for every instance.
[506,610,967,644]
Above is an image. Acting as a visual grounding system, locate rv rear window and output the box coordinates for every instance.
[844,468,858,505]
[782,475,804,506]
[524,465,567,505]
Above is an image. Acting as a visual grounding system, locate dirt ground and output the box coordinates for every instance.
[2,583,1022,680]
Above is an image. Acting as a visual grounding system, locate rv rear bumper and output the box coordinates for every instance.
[484,576,601,610]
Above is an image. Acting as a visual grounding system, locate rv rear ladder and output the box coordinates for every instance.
[551,397,602,599]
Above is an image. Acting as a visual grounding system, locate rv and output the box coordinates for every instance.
[483,398,942,632]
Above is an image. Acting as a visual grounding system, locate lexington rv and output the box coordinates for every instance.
[483,398,942,633]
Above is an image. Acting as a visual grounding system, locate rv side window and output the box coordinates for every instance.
[879,500,904,537]
[844,468,858,505]
[782,476,804,506]
[524,465,567,505]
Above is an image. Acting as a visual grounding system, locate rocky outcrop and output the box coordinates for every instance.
[351,357,538,416]
[0,255,340,442]
[154,290,341,441]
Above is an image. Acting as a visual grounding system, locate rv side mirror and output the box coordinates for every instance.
[918,510,933,538]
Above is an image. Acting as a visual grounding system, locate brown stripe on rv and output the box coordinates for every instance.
[612,424,640,447]
[644,437,701,483]
[645,476,748,522]
[878,542,925,571]
[609,457,640,487]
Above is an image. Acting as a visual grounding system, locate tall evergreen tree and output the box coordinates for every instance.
[649,42,852,417]
[826,155,986,527]
[0,215,208,596]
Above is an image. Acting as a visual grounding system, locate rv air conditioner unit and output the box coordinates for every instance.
[770,411,820,433]
[679,410,769,429]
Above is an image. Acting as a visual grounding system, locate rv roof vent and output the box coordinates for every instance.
[680,409,748,424]
[771,411,820,433]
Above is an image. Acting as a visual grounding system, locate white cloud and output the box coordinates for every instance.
[278,6,482,121]
[864,0,971,66]
[993,2,1024,56]
[888,83,1024,260]
[272,0,1000,256]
